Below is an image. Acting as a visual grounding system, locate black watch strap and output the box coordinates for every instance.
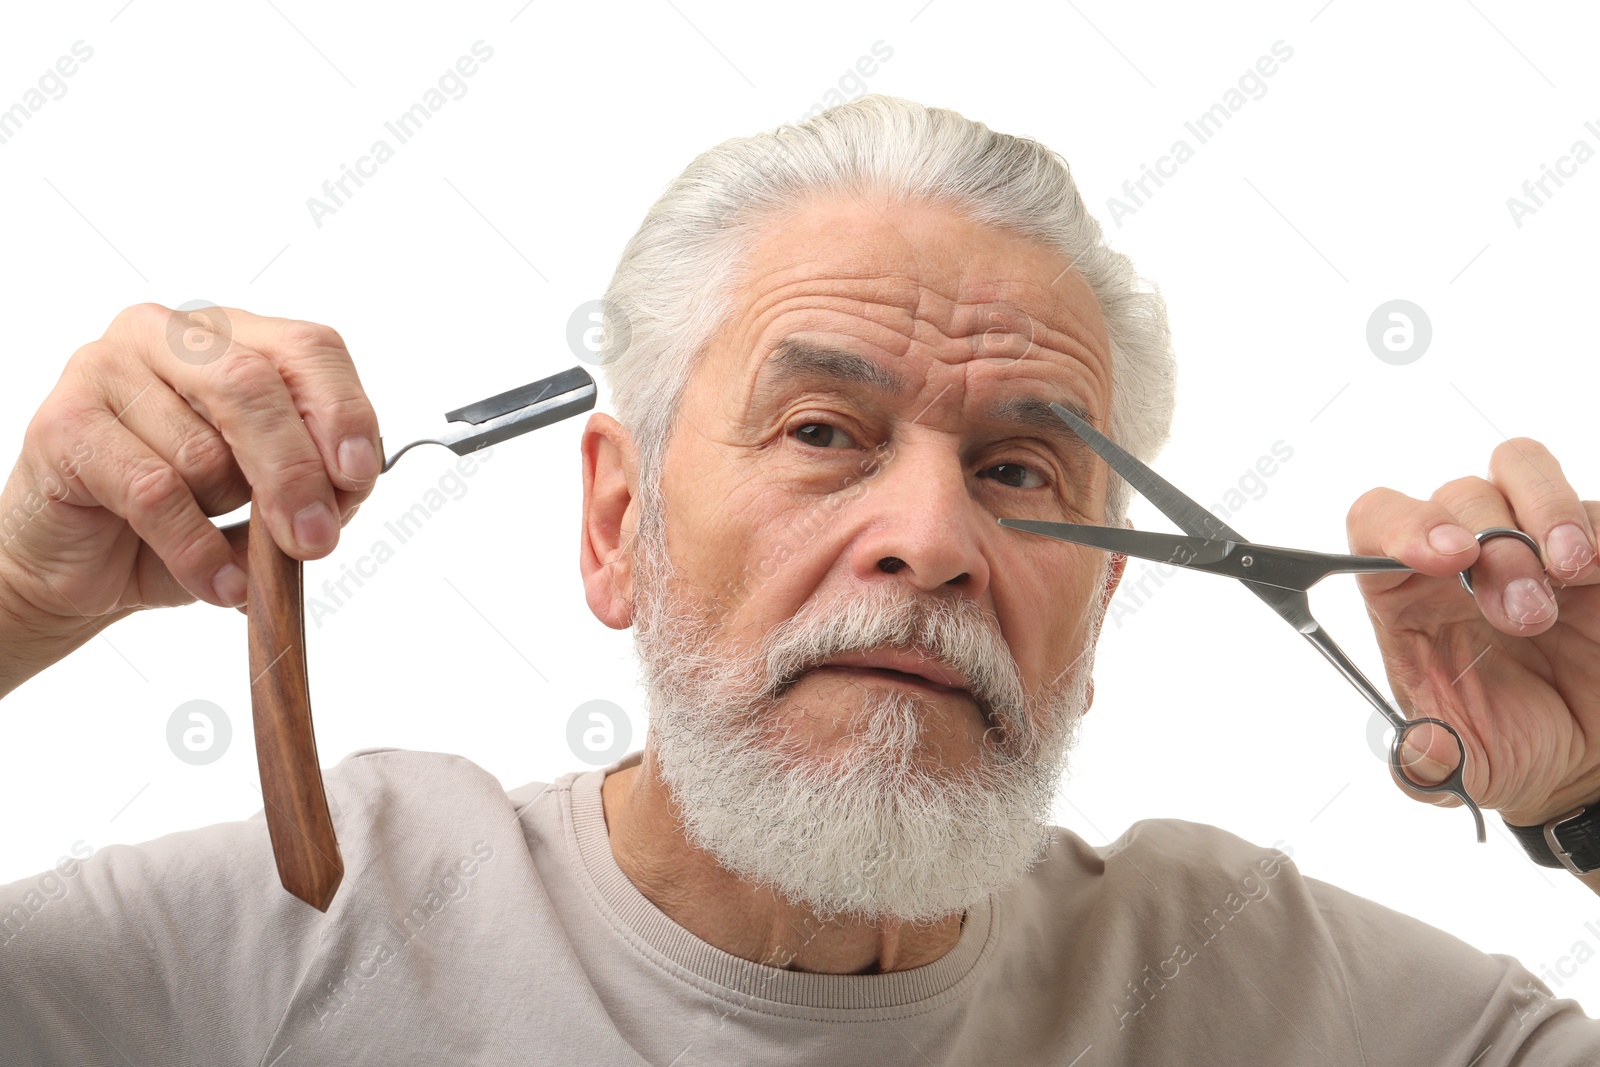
[1504,805,1600,874]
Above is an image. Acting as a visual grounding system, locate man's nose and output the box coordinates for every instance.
[843,442,993,597]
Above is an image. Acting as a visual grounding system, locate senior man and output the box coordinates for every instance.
[5,95,1600,1063]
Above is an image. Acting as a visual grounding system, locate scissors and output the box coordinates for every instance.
[998,400,1496,843]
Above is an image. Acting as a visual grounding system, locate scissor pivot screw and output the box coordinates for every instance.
[1240,554,1254,567]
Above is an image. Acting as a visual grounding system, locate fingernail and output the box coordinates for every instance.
[1503,576,1556,626]
[1546,523,1595,577]
[337,436,379,482]
[212,562,248,606]
[293,501,336,551]
[1427,523,1476,555]
[334,435,377,483]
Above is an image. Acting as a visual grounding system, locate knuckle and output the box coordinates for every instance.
[125,460,189,519]
[1432,475,1492,505]
[1490,436,1553,474]
[111,302,170,335]
[273,449,334,495]
[160,516,222,576]
[209,348,276,398]
[1524,485,1576,516]
[1347,486,1395,525]
[28,396,98,461]
[278,318,346,354]
[57,345,127,408]
[109,303,174,353]
[63,338,112,376]
[171,427,236,486]
[318,388,375,430]
[25,398,72,447]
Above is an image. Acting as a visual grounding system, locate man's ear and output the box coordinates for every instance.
[1084,518,1133,714]
[580,412,640,629]
[1099,516,1132,613]
[1101,555,1128,612]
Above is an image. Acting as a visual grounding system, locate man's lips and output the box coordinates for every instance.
[813,648,971,694]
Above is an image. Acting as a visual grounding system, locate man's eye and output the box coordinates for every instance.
[982,462,1046,489]
[794,422,856,449]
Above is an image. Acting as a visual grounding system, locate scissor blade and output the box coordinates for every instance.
[438,367,596,455]
[445,366,594,425]
[380,366,596,473]
[1000,519,1415,592]
[1047,402,1244,542]
[997,520,1231,567]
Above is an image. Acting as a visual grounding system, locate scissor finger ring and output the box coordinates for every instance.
[1390,716,1486,842]
[1458,526,1543,597]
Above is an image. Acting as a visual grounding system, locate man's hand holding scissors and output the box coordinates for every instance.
[1347,437,1600,836]
[1005,405,1600,869]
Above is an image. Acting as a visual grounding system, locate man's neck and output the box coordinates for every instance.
[598,753,964,974]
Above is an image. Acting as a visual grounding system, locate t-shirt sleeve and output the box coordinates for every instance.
[0,769,353,1065]
[1303,873,1600,1064]
[1086,819,1600,1063]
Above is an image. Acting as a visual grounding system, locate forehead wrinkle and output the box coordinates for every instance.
[732,241,1106,367]
[893,272,1108,377]
[715,237,1113,432]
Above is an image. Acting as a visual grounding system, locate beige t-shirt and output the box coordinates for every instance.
[2,746,1596,1065]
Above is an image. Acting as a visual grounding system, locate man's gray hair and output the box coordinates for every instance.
[598,94,1177,543]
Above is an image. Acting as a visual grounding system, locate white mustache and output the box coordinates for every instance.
[757,581,1032,752]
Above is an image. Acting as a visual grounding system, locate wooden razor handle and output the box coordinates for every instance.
[246,501,344,911]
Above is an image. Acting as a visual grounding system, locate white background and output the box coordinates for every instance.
[3,0,1599,1018]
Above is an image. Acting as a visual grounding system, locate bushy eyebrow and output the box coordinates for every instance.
[980,394,1096,465]
[757,338,909,397]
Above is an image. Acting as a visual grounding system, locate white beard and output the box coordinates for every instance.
[630,508,1107,925]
